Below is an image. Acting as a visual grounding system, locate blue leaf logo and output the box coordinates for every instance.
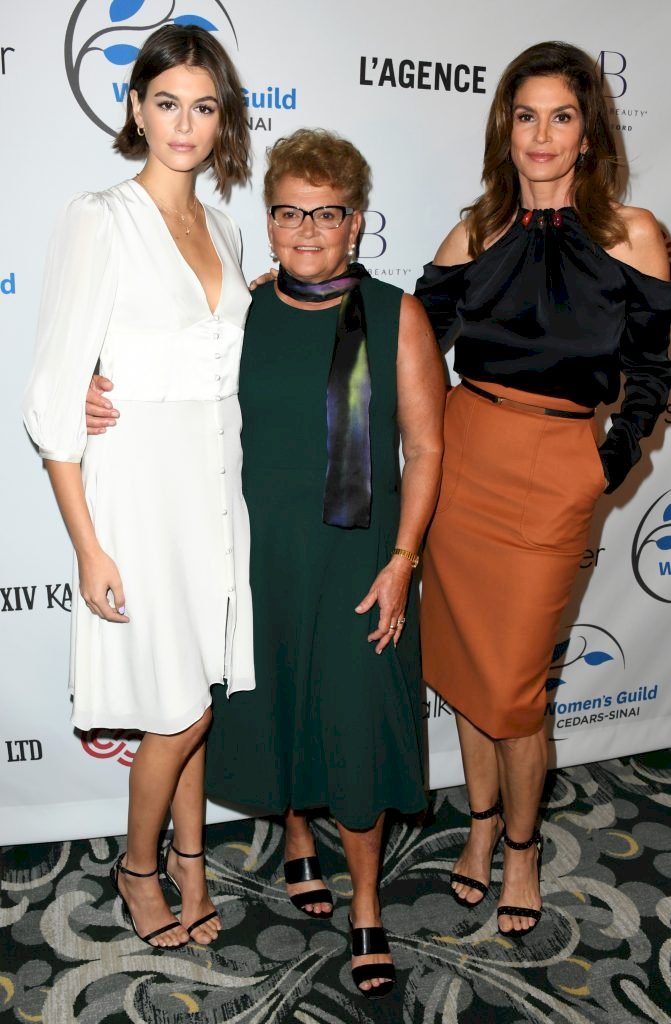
[173,14,217,30]
[546,677,567,691]
[103,44,140,65]
[583,650,613,666]
[109,0,146,22]
[663,503,671,522]
[550,638,570,664]
[655,535,671,550]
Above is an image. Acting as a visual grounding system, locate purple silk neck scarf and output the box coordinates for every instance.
[276,262,372,529]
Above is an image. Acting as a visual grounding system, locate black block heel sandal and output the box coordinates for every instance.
[284,854,333,918]
[159,845,219,937]
[497,829,544,937]
[450,798,503,908]
[110,854,186,948]
[348,916,396,999]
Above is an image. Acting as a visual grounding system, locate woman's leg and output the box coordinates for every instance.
[118,708,212,947]
[495,724,547,933]
[167,716,221,944]
[450,712,503,903]
[284,808,332,915]
[337,812,389,994]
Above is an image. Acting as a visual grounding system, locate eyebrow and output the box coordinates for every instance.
[153,90,218,103]
[514,102,579,113]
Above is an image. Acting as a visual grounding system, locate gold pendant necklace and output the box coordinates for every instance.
[135,176,200,237]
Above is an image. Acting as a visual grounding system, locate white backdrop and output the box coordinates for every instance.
[2,0,670,844]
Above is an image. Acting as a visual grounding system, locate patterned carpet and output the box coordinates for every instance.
[2,749,671,1024]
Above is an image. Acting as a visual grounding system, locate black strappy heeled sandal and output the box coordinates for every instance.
[497,828,544,937]
[284,854,333,919]
[450,798,503,908]
[110,854,187,948]
[348,915,396,999]
[159,844,220,938]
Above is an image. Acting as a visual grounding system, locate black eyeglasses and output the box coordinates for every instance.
[268,205,354,229]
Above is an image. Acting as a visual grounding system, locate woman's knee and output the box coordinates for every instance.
[180,706,212,749]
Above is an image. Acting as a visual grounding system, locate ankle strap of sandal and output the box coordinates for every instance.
[117,859,158,878]
[502,828,541,850]
[470,797,503,820]
[171,845,205,859]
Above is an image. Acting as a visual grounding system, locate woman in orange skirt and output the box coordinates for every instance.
[416,41,671,937]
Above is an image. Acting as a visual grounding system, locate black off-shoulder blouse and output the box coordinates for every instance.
[415,207,671,492]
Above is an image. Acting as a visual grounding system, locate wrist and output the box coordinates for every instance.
[391,546,420,569]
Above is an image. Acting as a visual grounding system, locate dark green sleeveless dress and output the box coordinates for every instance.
[205,278,425,830]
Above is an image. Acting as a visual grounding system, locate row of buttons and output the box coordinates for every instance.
[214,388,234,593]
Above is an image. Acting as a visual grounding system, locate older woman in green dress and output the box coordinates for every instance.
[211,130,443,997]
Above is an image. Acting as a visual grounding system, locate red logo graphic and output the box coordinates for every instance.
[80,730,143,766]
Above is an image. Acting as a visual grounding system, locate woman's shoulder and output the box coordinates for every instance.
[202,202,239,236]
[606,204,670,280]
[60,180,141,219]
[53,188,120,241]
[433,220,473,267]
[361,273,404,299]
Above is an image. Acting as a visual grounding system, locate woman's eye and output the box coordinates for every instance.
[555,112,571,123]
[158,101,176,110]
[196,105,216,115]
[516,112,533,122]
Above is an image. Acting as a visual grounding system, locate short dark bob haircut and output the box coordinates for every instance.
[114,24,250,193]
[464,40,626,256]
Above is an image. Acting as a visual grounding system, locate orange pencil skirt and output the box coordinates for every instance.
[421,380,606,739]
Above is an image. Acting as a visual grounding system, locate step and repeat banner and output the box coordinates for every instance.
[2,0,670,843]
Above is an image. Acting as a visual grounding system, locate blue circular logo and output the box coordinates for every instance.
[631,489,671,602]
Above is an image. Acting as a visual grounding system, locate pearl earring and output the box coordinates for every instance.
[269,246,278,261]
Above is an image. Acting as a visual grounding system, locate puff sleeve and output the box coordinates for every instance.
[414,261,469,353]
[22,192,118,463]
[599,267,671,492]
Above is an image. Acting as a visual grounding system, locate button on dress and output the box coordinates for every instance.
[23,180,255,734]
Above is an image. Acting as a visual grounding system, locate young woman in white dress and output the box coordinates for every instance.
[22,25,254,948]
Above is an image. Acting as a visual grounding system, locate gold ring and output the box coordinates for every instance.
[398,617,406,625]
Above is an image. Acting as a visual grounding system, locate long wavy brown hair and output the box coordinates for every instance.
[114,25,250,194]
[464,41,626,257]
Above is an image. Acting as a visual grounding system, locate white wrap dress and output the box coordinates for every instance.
[23,179,255,733]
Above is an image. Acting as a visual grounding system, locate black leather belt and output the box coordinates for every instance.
[461,379,594,419]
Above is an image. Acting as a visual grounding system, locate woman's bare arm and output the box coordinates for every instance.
[356,294,445,652]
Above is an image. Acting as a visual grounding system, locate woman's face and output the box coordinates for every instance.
[509,74,587,195]
[267,176,362,283]
[131,63,220,174]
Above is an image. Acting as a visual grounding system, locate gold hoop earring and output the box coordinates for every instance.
[137,126,145,137]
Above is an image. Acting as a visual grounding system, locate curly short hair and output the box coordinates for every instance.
[263,129,371,209]
[113,24,250,193]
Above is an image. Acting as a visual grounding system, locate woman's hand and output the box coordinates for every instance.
[86,375,118,434]
[249,268,278,291]
[78,548,129,622]
[355,557,413,653]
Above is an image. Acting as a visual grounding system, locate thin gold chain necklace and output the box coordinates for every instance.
[135,175,200,237]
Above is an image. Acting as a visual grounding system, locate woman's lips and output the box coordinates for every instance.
[527,151,556,162]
